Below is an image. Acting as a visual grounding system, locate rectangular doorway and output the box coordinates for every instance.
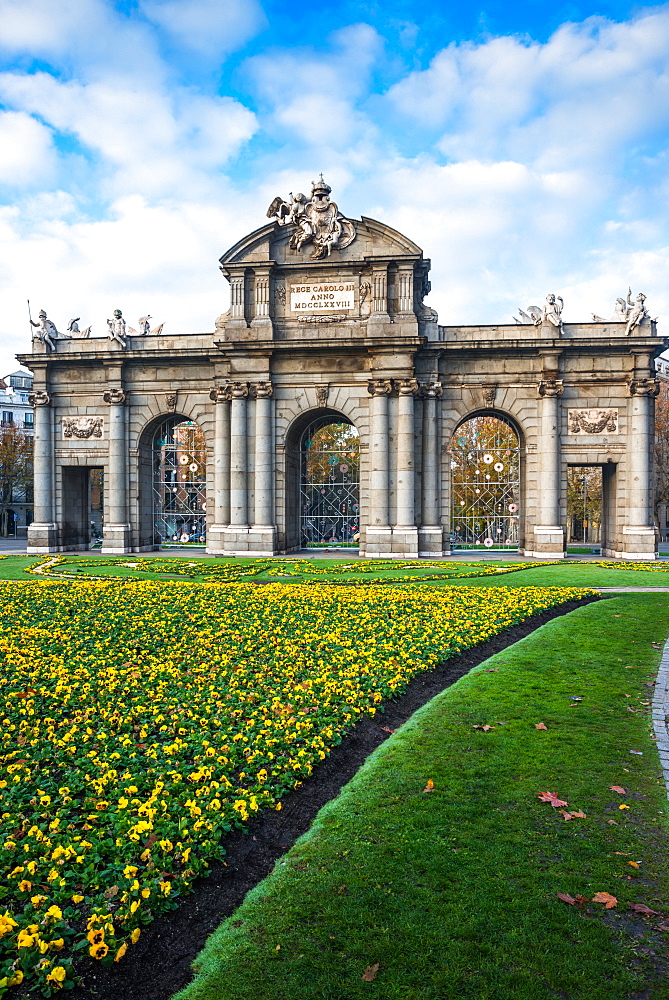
[567,466,603,552]
[61,467,104,549]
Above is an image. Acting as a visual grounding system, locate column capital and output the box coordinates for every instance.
[396,378,419,396]
[209,385,231,403]
[417,381,442,399]
[252,381,273,398]
[368,378,393,397]
[29,390,51,406]
[537,378,563,397]
[629,377,660,397]
[103,389,126,405]
[229,381,250,399]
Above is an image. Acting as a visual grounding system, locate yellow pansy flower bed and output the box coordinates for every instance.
[0,580,590,992]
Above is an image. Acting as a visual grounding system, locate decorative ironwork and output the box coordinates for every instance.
[567,466,602,546]
[450,414,520,549]
[300,418,360,547]
[152,417,207,544]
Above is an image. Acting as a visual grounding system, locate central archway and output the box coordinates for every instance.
[299,417,360,547]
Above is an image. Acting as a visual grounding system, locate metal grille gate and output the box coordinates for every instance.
[153,418,207,544]
[450,414,520,549]
[300,418,360,547]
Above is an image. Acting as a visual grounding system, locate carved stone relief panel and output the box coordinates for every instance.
[567,408,619,434]
[62,416,104,439]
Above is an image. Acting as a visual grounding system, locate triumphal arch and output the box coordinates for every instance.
[20,177,666,559]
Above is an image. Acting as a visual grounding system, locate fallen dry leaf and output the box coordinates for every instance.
[557,892,577,905]
[614,852,630,856]
[423,779,434,793]
[592,892,618,909]
[619,804,630,811]
[629,903,658,915]
[610,786,626,794]
[362,963,380,982]
[473,724,495,731]
[628,861,640,869]
[607,819,619,826]
[560,809,587,821]
[535,723,548,730]
[379,726,395,734]
[537,791,569,807]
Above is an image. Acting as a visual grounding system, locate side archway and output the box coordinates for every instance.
[284,409,360,551]
[137,415,207,548]
[449,411,521,550]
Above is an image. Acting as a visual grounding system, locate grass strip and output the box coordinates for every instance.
[177,594,669,1000]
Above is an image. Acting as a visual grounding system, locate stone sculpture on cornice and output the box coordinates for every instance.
[266,175,356,260]
[30,309,70,352]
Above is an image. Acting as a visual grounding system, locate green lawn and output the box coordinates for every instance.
[5,554,669,589]
[176,594,669,1000]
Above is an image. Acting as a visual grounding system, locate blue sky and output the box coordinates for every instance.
[1,0,669,374]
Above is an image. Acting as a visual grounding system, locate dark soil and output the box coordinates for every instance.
[61,596,601,1000]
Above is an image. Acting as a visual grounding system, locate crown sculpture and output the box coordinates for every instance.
[266,175,357,260]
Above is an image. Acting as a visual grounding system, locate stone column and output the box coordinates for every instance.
[622,376,659,560]
[249,381,276,555]
[27,389,57,552]
[393,379,419,557]
[229,382,249,529]
[532,376,565,558]
[419,381,443,556]
[102,388,131,553]
[365,379,393,556]
[206,385,230,555]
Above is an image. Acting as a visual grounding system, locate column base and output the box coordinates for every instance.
[526,525,565,559]
[206,525,228,556]
[364,526,393,557]
[101,523,132,554]
[615,526,657,561]
[418,526,444,558]
[27,522,59,553]
[218,525,277,556]
[391,525,419,558]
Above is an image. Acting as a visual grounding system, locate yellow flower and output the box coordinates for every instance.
[0,911,19,937]
[44,904,63,921]
[89,942,109,959]
[87,929,105,946]
[49,938,65,950]
[131,927,141,944]
[18,879,32,892]
[130,900,140,915]
[17,925,40,948]
[46,966,67,986]
[115,942,128,962]
[71,894,85,903]
[31,894,47,907]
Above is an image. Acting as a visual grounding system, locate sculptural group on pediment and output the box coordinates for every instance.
[266,175,357,260]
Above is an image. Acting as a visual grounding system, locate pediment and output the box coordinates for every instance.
[219,216,423,269]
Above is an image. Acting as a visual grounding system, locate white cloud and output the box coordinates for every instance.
[0,72,257,197]
[0,111,57,185]
[139,0,267,59]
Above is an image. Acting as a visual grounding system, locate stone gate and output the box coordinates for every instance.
[19,178,666,559]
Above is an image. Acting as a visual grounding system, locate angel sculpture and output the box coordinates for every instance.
[67,317,91,338]
[266,176,356,259]
[625,292,650,336]
[107,309,128,348]
[543,293,563,328]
